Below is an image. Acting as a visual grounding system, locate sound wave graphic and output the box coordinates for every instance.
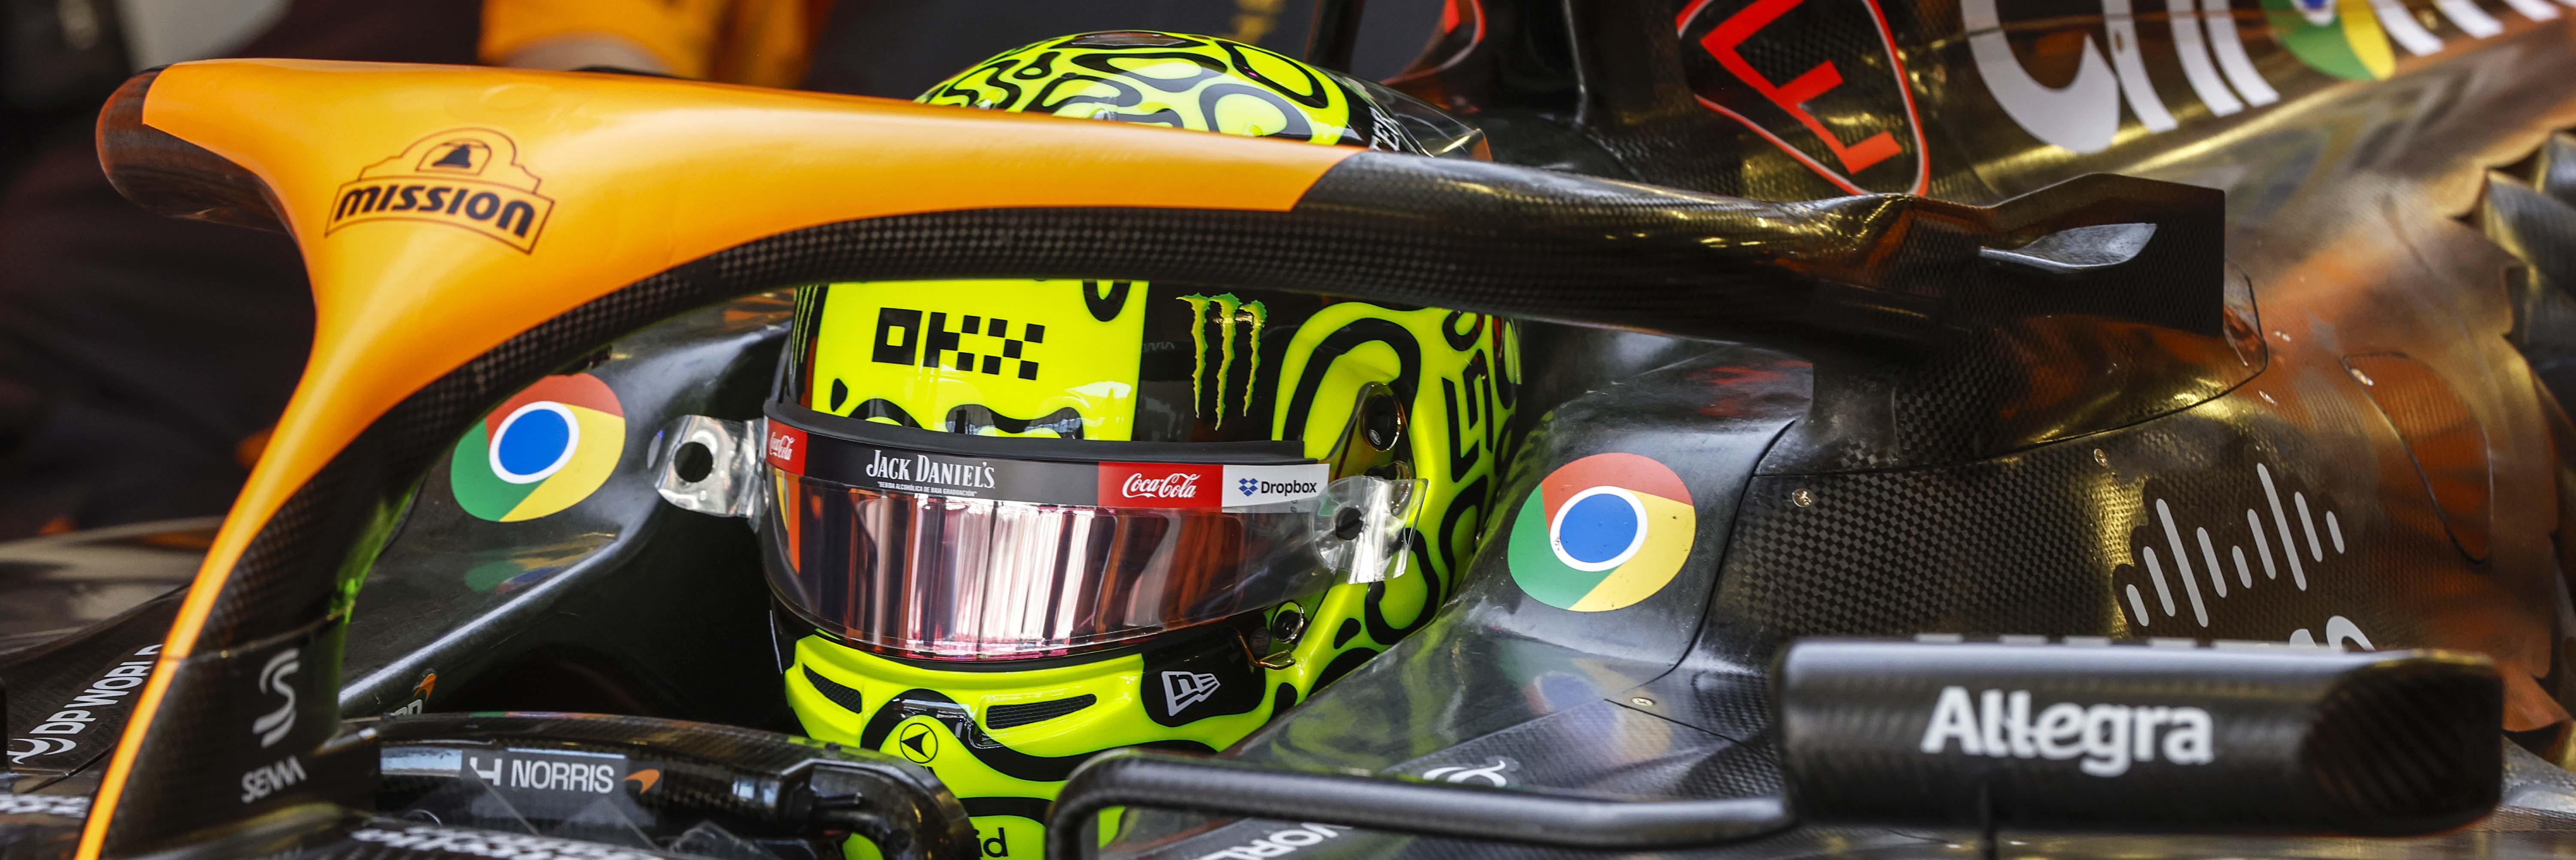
[2126,463,2347,628]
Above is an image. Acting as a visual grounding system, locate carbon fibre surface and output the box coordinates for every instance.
[0,593,180,778]
[337,295,790,728]
[1117,9,2576,859]
[1217,348,1806,763]
[1107,702,1762,860]
[2484,161,2576,438]
[91,125,2219,848]
[1778,644,2500,833]
[1707,391,2494,647]
[368,711,970,859]
[57,0,2576,852]
[2345,353,2493,561]
[1109,348,1809,851]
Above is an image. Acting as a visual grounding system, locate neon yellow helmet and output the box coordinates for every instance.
[766,32,1515,855]
[918,30,1420,152]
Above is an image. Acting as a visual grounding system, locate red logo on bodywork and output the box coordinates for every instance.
[1101,464,1217,509]
[1677,0,1929,195]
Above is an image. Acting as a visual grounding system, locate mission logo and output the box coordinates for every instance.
[327,128,556,252]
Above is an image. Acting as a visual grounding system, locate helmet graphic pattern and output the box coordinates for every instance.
[917,31,1419,153]
[787,305,1523,853]
[785,32,1504,855]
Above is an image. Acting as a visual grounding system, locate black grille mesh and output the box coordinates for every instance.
[986,695,1100,730]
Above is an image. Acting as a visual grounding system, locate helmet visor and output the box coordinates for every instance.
[758,405,1413,659]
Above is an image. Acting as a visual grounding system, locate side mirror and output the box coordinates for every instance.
[1778,640,2502,836]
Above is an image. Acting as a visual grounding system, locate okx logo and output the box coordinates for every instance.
[328,128,556,252]
[1162,670,1222,714]
[872,308,1045,380]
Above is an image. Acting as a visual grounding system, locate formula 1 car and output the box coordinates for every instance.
[10,0,2576,857]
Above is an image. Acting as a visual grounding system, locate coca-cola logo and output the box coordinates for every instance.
[1098,464,1221,509]
[1121,472,1202,499]
[764,424,806,475]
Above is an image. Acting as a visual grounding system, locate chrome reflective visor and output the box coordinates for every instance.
[656,405,1416,660]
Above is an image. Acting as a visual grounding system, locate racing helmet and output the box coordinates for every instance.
[679,32,1516,853]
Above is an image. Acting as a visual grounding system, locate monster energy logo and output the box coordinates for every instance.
[1179,293,1267,428]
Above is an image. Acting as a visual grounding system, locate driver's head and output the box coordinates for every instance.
[917,30,1418,150]
[766,31,1518,852]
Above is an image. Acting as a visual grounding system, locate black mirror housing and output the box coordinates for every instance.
[1777,640,2502,836]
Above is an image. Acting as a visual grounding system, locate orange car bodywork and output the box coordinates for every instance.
[83,58,1355,858]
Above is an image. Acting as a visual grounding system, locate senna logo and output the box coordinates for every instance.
[328,129,555,253]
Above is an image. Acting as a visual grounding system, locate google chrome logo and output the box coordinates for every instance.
[1507,453,1695,612]
[450,373,626,521]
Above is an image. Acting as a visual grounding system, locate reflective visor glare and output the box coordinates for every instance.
[765,468,1334,659]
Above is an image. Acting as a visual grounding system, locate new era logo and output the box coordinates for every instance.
[1162,671,1221,714]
